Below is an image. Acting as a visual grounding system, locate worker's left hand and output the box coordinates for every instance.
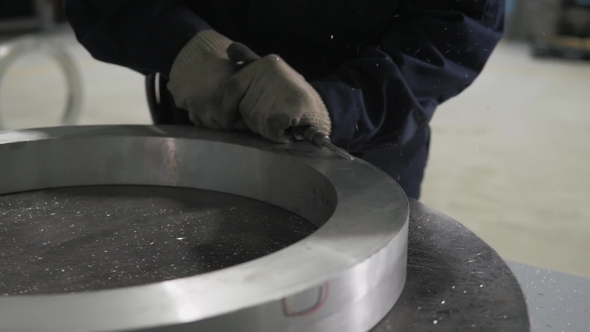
[221,43,331,143]
[167,30,238,131]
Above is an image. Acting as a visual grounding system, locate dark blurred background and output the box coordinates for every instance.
[0,0,66,32]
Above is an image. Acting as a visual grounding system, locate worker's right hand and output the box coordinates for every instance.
[167,30,238,130]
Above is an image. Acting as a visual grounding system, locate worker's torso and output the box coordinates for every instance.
[182,0,426,199]
[186,0,400,79]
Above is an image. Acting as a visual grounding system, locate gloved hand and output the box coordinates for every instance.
[221,43,332,143]
[167,30,238,130]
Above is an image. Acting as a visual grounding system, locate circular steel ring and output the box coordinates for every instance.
[0,36,83,130]
[0,125,408,332]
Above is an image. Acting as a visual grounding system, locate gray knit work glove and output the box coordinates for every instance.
[167,30,237,130]
[222,43,331,143]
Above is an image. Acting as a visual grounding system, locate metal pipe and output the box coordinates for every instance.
[0,35,83,129]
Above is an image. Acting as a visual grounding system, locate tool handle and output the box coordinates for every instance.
[291,126,330,148]
[227,42,260,71]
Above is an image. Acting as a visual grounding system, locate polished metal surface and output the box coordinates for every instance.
[0,125,409,332]
[0,36,83,129]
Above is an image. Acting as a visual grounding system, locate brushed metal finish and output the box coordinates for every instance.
[0,36,83,129]
[0,125,408,332]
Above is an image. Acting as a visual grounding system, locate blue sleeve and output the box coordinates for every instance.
[65,0,211,76]
[311,0,505,150]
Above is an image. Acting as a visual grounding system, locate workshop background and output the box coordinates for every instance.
[1,0,589,277]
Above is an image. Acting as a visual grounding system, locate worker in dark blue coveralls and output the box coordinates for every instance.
[64,0,505,199]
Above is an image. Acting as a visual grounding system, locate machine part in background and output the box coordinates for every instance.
[526,0,565,43]
[0,125,409,332]
[504,0,530,40]
[0,35,83,130]
[35,0,57,31]
[560,2,590,37]
[526,0,590,58]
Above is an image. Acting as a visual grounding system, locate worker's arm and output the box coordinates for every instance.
[66,0,330,140]
[65,0,210,75]
[209,0,505,147]
[310,0,505,151]
[66,0,244,130]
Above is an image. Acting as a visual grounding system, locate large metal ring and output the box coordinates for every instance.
[0,125,408,332]
[0,36,83,129]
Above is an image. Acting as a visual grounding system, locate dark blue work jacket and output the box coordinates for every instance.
[65,0,504,199]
